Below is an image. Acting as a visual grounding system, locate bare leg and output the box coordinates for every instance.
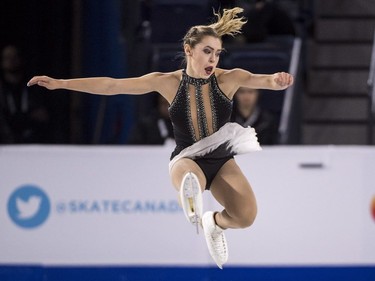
[210,158,257,229]
[170,158,206,193]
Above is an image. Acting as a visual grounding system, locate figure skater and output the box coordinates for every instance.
[27,7,293,269]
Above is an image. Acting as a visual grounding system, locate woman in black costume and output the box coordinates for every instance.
[28,7,293,268]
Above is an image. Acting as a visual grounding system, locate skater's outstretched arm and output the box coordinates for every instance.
[220,69,294,99]
[27,72,169,96]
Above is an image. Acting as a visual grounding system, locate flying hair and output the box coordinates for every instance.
[209,7,247,37]
[183,7,247,48]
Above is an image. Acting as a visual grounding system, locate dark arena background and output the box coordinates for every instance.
[1,0,375,280]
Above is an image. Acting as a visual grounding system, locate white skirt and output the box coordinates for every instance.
[169,122,262,173]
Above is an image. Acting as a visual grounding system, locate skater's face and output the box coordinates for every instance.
[184,36,223,79]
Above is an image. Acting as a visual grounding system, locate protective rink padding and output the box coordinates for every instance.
[0,265,375,281]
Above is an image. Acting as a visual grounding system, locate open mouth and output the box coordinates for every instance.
[205,66,213,75]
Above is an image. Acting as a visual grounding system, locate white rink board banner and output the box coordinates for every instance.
[0,145,375,266]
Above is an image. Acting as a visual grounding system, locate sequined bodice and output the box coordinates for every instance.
[169,70,233,158]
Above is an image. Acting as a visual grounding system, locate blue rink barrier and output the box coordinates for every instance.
[0,266,375,281]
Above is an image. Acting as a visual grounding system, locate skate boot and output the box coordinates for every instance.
[179,172,203,234]
[202,211,228,269]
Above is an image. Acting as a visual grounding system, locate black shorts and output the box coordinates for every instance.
[194,156,233,190]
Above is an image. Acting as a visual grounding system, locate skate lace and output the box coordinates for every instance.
[211,229,227,256]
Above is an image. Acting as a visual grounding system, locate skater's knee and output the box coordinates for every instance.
[235,206,257,229]
[170,160,206,191]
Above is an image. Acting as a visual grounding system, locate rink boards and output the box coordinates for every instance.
[0,145,374,280]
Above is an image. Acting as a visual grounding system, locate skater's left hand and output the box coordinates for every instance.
[273,72,294,90]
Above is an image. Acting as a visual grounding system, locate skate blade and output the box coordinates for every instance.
[182,173,202,234]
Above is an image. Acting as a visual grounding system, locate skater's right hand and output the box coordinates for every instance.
[27,76,61,90]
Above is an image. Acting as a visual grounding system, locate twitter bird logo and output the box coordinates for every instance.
[16,195,42,219]
[8,185,51,229]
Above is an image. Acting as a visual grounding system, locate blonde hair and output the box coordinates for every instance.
[183,7,247,48]
[209,7,247,37]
